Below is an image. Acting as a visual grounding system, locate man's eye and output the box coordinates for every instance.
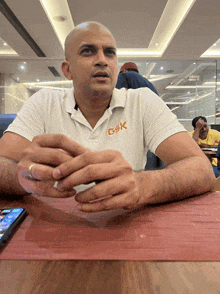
[106,49,116,56]
[81,48,93,54]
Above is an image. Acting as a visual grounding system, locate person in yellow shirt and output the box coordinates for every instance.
[189,116,220,176]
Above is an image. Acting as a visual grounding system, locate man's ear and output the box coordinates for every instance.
[61,61,72,80]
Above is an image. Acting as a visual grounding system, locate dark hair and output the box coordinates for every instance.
[192,116,207,128]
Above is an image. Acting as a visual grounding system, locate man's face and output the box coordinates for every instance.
[199,120,209,139]
[63,28,118,100]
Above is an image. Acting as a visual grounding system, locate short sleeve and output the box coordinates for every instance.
[5,90,46,141]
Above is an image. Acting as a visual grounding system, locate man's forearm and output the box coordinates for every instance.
[192,129,201,143]
[135,156,215,206]
[0,157,28,195]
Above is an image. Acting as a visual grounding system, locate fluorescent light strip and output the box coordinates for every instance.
[25,85,68,90]
[149,0,196,53]
[171,106,179,111]
[23,80,72,86]
[166,90,215,105]
[39,0,195,58]
[116,49,161,57]
[166,85,217,89]
[39,0,74,48]
[201,37,220,57]
[6,93,25,102]
[117,0,196,57]
[0,37,18,56]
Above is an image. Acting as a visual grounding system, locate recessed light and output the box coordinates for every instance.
[155,43,158,46]
[17,77,19,81]
[160,67,164,70]
[214,44,217,46]
[36,79,40,82]
[3,42,7,46]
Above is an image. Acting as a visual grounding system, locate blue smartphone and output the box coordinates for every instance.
[0,208,27,247]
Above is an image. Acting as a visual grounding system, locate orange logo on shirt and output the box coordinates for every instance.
[108,121,127,135]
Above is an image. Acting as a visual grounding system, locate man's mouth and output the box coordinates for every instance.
[93,71,109,79]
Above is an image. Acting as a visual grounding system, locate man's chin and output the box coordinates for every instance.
[200,133,208,140]
[87,85,114,97]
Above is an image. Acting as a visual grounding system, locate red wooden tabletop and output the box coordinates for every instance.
[0,192,220,261]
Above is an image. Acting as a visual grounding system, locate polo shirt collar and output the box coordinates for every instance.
[64,87,127,114]
[64,87,76,114]
[109,88,127,110]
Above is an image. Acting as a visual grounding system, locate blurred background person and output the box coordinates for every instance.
[189,116,220,176]
[116,62,158,95]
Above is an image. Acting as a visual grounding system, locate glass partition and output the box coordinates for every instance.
[0,58,217,132]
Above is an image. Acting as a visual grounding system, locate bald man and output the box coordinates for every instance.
[0,21,215,212]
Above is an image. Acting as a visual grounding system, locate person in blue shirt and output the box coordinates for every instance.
[213,142,220,177]
[116,62,158,95]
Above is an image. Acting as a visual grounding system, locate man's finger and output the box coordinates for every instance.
[32,134,87,157]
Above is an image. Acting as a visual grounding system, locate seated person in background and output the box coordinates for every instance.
[115,62,158,95]
[0,21,215,212]
[189,116,220,174]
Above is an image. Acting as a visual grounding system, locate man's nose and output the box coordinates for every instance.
[94,50,107,67]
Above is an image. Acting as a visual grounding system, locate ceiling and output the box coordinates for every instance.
[0,0,220,105]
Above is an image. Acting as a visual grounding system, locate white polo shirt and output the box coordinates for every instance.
[6,87,186,170]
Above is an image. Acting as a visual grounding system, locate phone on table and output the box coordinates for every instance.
[0,208,27,247]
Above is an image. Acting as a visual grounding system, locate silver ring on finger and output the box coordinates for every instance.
[28,163,36,179]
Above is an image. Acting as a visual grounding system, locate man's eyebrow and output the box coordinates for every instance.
[79,44,116,51]
[79,44,95,50]
[105,46,116,51]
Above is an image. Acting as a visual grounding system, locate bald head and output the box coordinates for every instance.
[64,21,115,60]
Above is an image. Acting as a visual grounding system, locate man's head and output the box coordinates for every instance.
[119,62,139,73]
[192,116,209,139]
[61,21,118,101]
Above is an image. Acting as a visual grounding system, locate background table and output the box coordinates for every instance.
[0,192,220,293]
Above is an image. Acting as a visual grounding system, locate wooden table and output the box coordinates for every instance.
[0,192,220,293]
[201,148,217,162]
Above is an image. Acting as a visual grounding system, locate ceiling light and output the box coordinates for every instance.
[39,0,74,48]
[155,43,158,46]
[0,37,19,56]
[201,39,220,57]
[116,49,161,57]
[17,77,19,81]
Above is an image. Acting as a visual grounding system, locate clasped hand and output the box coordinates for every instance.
[17,134,141,212]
